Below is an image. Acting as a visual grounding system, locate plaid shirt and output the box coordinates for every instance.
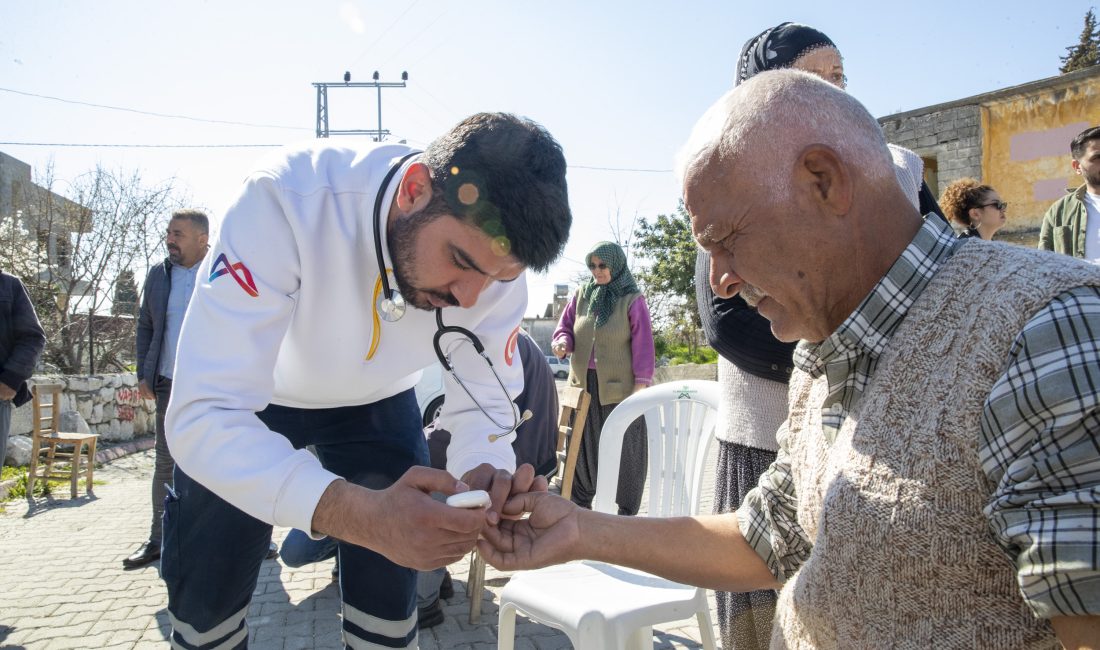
[738,217,1100,619]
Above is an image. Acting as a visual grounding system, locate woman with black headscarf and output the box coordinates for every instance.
[551,241,655,516]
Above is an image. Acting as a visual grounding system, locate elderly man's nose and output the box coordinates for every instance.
[710,261,739,299]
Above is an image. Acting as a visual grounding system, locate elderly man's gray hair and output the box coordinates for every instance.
[674,70,894,196]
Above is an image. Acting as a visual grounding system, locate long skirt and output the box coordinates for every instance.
[715,440,779,650]
[569,369,647,515]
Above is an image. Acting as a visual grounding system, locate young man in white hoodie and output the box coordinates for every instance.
[161,113,572,649]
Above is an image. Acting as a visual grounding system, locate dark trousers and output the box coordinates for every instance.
[714,440,779,650]
[570,369,648,515]
[150,375,174,544]
[161,389,428,650]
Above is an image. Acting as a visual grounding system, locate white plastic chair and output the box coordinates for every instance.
[497,380,721,650]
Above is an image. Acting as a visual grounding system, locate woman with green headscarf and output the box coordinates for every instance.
[551,241,655,515]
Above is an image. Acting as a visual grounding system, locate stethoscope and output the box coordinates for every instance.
[371,152,530,442]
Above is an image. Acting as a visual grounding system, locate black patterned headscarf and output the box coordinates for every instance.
[735,22,838,85]
[579,241,638,328]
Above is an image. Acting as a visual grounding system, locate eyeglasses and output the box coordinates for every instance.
[587,262,608,270]
[980,200,1008,211]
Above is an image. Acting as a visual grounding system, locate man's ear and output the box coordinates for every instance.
[394,162,435,215]
[796,145,853,216]
[1072,159,1082,176]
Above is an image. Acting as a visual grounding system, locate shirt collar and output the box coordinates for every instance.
[795,216,961,377]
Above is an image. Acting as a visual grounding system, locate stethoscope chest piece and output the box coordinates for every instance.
[377,290,406,322]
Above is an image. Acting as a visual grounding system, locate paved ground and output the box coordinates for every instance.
[0,446,722,649]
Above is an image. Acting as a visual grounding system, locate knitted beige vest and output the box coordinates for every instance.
[771,240,1100,649]
[568,291,639,404]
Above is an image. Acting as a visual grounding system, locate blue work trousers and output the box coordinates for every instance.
[161,389,428,649]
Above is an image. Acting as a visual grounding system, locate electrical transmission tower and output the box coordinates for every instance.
[312,70,408,140]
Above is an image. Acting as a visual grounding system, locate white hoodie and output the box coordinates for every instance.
[165,141,525,534]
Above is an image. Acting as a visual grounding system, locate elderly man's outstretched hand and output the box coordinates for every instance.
[461,462,548,525]
[477,491,582,571]
[312,466,487,571]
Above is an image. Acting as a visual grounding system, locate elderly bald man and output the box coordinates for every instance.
[479,70,1100,649]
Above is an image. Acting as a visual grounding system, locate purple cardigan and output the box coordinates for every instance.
[552,293,655,385]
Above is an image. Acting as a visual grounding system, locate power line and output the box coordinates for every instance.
[0,141,283,149]
[347,0,423,68]
[0,87,310,131]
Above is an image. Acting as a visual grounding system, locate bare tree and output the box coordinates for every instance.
[0,162,187,373]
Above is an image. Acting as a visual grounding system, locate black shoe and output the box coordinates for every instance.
[417,597,445,629]
[123,541,161,569]
[439,570,454,600]
[266,542,279,561]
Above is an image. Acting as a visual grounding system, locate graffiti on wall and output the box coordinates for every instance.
[115,386,143,422]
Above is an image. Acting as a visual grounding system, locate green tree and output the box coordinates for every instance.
[632,201,704,358]
[1060,8,1100,73]
[112,269,139,317]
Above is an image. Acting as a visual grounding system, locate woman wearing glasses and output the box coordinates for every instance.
[551,241,655,516]
[940,178,1008,239]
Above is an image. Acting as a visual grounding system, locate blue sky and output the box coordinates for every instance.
[1,1,1094,315]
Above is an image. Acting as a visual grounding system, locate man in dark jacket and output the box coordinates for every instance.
[124,210,209,569]
[0,272,45,467]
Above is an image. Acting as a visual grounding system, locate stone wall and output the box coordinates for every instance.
[11,372,155,441]
[653,363,717,384]
[880,104,983,197]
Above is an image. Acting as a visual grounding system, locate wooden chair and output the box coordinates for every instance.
[26,381,99,499]
[553,386,591,500]
[467,386,591,624]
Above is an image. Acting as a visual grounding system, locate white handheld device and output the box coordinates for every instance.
[445,489,491,509]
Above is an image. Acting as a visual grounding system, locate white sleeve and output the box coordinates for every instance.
[440,279,527,479]
[165,174,339,534]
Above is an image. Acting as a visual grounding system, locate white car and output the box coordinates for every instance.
[545,355,569,380]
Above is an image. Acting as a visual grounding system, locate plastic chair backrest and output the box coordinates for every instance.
[591,380,720,517]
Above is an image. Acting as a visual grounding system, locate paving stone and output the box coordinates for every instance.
[0,445,723,649]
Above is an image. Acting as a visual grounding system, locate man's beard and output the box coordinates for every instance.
[389,210,458,311]
[1085,168,1100,189]
[167,245,182,264]
[740,283,767,308]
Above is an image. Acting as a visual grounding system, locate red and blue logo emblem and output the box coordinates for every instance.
[504,326,520,366]
[209,253,259,297]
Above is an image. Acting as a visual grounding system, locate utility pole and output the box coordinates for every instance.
[313,71,408,141]
[88,285,95,375]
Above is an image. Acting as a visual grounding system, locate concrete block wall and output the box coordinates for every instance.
[880,104,983,196]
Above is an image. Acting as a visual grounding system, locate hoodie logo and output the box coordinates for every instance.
[209,253,259,297]
[504,327,520,366]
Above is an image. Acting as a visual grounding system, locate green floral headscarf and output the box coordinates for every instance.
[579,241,639,328]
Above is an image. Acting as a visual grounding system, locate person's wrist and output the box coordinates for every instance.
[312,479,376,545]
[572,507,603,561]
